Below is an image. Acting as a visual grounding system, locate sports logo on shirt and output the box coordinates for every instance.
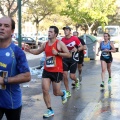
[73,52,79,61]
[5,52,10,57]
[66,41,75,47]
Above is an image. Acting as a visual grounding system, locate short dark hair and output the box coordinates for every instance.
[10,18,15,30]
[49,26,59,36]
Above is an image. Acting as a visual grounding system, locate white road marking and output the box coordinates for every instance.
[76,102,98,120]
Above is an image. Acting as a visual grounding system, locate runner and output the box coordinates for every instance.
[61,26,83,97]
[25,26,71,118]
[96,33,116,87]
[0,16,31,120]
[72,31,86,84]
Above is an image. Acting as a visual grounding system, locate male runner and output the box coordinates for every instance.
[72,31,86,84]
[61,26,83,97]
[0,16,31,120]
[25,26,71,118]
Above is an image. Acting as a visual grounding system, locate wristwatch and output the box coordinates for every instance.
[57,52,60,56]
[3,77,8,85]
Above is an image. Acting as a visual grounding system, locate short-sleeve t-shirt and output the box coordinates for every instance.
[0,42,30,109]
[61,36,81,51]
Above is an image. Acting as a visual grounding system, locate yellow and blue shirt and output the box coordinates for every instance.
[0,42,29,109]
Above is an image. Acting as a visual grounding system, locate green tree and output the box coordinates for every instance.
[61,0,117,34]
[25,0,57,44]
[0,0,29,17]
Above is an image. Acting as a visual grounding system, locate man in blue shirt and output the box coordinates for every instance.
[0,16,31,120]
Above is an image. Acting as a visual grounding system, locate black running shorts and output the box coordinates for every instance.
[63,57,77,73]
[42,69,63,83]
[100,56,113,63]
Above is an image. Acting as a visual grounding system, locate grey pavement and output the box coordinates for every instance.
[25,51,43,61]
[2,52,120,120]
[25,51,44,68]
[21,52,120,120]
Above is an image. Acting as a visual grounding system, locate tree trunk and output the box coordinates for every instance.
[35,22,39,48]
[88,27,91,35]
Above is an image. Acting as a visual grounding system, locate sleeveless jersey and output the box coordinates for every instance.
[100,41,112,59]
[44,40,63,73]
[100,41,111,50]
[0,43,29,109]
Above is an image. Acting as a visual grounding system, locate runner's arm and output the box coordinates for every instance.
[58,41,71,58]
[79,38,87,50]
[83,45,87,50]
[0,72,31,85]
[75,37,84,52]
[27,43,46,55]
[96,42,101,55]
[0,48,31,85]
[78,44,83,52]
[109,42,116,53]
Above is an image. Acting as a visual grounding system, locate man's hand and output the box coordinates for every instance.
[71,47,77,52]
[24,44,31,52]
[102,49,109,52]
[52,47,58,55]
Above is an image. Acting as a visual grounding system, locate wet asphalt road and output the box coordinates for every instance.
[2,52,120,120]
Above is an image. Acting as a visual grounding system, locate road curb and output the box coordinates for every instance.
[30,65,41,69]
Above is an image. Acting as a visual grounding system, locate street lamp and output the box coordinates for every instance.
[17,0,22,48]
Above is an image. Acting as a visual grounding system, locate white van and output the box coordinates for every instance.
[97,25,120,51]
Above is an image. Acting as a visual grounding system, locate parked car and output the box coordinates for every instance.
[16,37,42,49]
[12,38,25,50]
[38,36,48,43]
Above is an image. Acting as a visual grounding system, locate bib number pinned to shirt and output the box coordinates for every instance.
[101,51,110,59]
[46,56,56,67]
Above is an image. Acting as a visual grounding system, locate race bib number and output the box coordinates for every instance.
[45,56,56,67]
[101,51,110,59]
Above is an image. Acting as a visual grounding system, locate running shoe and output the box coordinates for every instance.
[66,91,71,97]
[71,78,80,87]
[75,79,80,88]
[61,90,67,104]
[71,82,75,86]
[100,81,104,88]
[43,109,54,118]
[108,78,112,84]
